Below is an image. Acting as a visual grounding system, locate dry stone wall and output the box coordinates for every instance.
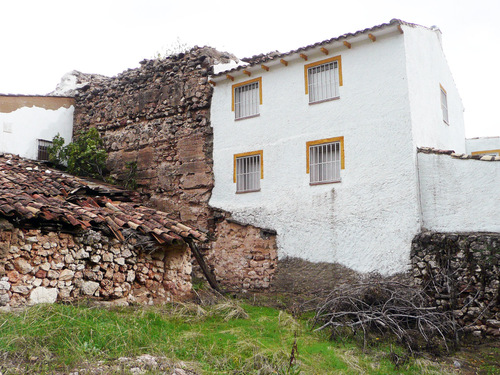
[412,232,500,337]
[0,224,192,308]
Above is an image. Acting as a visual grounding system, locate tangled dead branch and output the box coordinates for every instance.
[313,276,460,353]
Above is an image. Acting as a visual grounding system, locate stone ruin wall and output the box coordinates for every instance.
[412,232,500,337]
[0,222,192,308]
[73,47,217,232]
[72,48,278,292]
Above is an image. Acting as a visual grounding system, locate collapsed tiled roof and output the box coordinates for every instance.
[0,154,206,244]
[213,19,417,77]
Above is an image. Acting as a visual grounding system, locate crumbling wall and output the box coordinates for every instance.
[412,232,500,337]
[72,47,230,231]
[0,225,192,308]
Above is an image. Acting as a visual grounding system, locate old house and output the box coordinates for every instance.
[208,19,500,277]
[1,19,498,297]
[0,154,205,307]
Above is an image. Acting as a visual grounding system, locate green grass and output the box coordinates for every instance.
[0,300,462,374]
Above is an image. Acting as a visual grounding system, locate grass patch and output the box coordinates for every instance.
[0,301,469,374]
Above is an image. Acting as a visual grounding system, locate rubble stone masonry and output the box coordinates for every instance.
[73,47,221,231]
[0,224,192,307]
[412,232,500,337]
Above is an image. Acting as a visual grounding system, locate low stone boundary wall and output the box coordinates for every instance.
[0,225,192,308]
[411,232,500,337]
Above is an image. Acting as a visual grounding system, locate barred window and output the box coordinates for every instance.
[440,85,449,124]
[235,151,262,193]
[308,61,339,103]
[37,139,52,161]
[234,81,260,119]
[307,137,344,184]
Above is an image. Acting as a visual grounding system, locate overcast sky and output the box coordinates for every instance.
[1,0,499,138]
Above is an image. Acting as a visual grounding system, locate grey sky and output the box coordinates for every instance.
[1,0,498,137]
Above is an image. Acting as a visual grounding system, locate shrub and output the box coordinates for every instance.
[48,128,108,180]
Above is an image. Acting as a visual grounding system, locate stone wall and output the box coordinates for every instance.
[0,224,192,308]
[72,47,235,232]
[208,216,278,292]
[412,232,500,337]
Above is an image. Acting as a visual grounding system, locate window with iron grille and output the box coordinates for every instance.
[307,137,344,184]
[440,85,449,124]
[234,80,260,119]
[234,151,262,193]
[37,139,52,161]
[307,60,340,103]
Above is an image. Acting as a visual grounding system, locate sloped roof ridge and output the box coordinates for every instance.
[213,18,420,77]
[417,147,500,161]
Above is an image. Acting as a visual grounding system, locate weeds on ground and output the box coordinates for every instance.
[0,298,460,374]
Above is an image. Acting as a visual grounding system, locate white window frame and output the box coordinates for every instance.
[232,77,262,120]
[440,84,449,124]
[305,56,342,104]
[306,137,344,185]
[234,150,263,193]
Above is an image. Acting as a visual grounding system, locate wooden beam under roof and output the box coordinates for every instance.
[300,53,308,61]
[261,64,269,71]
[226,74,234,81]
[208,80,216,86]
[243,70,251,76]
[368,33,376,42]
[280,59,288,66]
[343,41,351,49]
[320,47,329,55]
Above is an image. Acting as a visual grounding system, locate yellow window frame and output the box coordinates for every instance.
[233,150,264,183]
[304,56,343,95]
[306,136,345,174]
[231,77,263,111]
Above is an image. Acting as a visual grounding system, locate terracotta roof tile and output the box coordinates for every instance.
[0,154,207,244]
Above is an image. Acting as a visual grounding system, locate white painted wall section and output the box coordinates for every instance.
[418,152,500,232]
[403,25,466,153]
[1,105,73,160]
[466,137,500,155]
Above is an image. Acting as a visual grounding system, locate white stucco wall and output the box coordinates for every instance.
[418,152,500,232]
[403,25,466,153]
[1,103,73,160]
[465,137,500,155]
[210,30,422,274]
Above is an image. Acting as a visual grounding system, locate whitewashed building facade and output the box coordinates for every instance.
[0,95,74,160]
[208,19,499,275]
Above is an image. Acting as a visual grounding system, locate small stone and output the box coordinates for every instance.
[59,269,75,281]
[29,287,58,304]
[13,258,33,274]
[81,281,100,296]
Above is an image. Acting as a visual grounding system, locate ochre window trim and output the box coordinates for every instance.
[233,150,264,183]
[471,149,500,156]
[306,136,345,174]
[304,55,343,95]
[231,77,263,112]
